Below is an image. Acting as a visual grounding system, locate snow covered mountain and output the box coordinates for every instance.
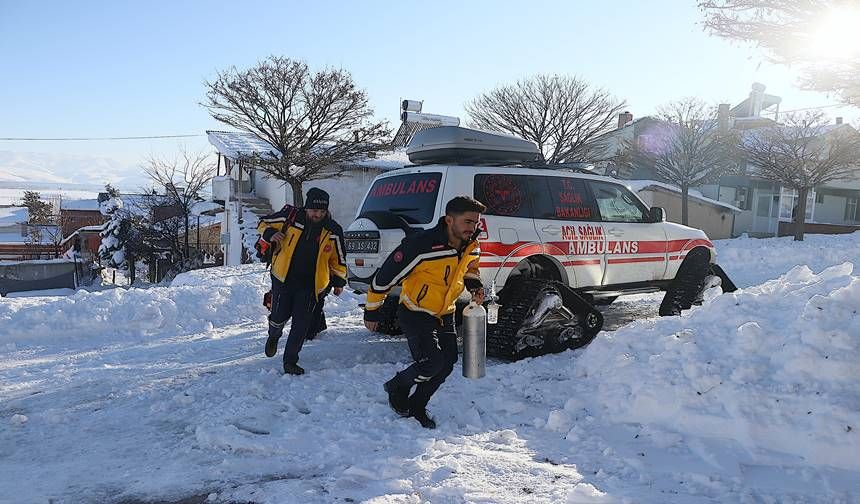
[0,150,150,196]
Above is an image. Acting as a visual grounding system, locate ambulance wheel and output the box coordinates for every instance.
[489,278,600,361]
[659,247,711,316]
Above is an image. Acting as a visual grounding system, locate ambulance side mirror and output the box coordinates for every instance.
[649,207,666,223]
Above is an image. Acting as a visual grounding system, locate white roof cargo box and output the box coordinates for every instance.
[406,126,540,165]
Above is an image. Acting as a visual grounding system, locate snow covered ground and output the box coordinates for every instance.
[1,233,859,503]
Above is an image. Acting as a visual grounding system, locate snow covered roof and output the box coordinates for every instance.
[625,180,742,213]
[190,200,224,216]
[0,206,28,226]
[739,122,849,143]
[0,232,27,244]
[115,193,172,218]
[0,225,59,245]
[60,199,100,211]
[0,258,76,266]
[206,130,407,171]
[206,130,280,161]
[59,225,104,247]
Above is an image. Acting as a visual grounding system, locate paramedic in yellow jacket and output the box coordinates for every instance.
[364,196,486,429]
[257,188,347,375]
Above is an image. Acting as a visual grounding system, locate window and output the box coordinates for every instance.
[846,197,859,222]
[588,181,648,223]
[474,174,532,218]
[360,172,442,224]
[529,176,598,221]
[778,187,815,222]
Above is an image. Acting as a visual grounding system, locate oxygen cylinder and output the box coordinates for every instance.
[462,301,487,379]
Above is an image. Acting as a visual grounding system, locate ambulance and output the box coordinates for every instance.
[345,127,735,360]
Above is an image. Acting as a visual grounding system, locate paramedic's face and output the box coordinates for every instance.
[447,211,480,242]
[306,209,327,223]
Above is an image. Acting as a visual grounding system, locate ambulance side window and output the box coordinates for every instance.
[588,181,649,223]
[529,176,598,222]
[473,174,532,218]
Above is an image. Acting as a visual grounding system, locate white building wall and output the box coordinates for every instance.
[249,167,384,225]
[252,170,290,211]
[814,195,848,224]
[733,210,755,236]
[303,170,381,225]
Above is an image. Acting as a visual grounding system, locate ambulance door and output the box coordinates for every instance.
[528,175,605,289]
[587,180,667,285]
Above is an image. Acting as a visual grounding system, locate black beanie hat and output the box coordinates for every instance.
[305,188,330,210]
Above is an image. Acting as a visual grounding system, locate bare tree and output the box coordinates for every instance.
[143,149,215,259]
[699,0,860,105]
[203,56,390,206]
[635,98,739,225]
[738,111,860,240]
[42,210,69,258]
[465,74,626,164]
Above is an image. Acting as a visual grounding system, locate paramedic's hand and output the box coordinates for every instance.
[471,288,485,305]
[364,320,379,332]
[333,286,343,296]
[271,231,285,242]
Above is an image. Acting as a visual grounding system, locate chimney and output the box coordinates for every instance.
[617,111,633,129]
[836,117,843,125]
[718,103,731,133]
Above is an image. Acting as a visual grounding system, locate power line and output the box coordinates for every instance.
[0,134,204,141]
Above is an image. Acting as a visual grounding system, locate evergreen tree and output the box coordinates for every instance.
[98,190,130,276]
[21,191,53,224]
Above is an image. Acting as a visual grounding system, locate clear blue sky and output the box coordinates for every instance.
[1,0,856,170]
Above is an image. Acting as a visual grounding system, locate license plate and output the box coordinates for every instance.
[346,239,379,254]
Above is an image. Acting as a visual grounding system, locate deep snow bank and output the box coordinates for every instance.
[579,262,860,472]
[0,265,269,345]
[0,264,364,347]
[714,231,860,288]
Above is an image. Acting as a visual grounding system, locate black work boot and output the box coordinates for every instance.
[410,407,436,429]
[383,378,410,417]
[265,333,280,358]
[283,362,305,375]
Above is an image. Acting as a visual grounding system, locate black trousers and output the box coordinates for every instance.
[389,306,458,410]
[268,276,318,365]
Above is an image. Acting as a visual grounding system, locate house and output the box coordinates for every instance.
[0,206,60,260]
[626,181,740,239]
[59,224,103,261]
[206,130,410,265]
[59,198,103,237]
[206,130,409,222]
[595,83,860,237]
[179,200,223,260]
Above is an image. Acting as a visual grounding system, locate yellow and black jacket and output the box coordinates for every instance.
[365,219,482,321]
[257,205,348,296]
